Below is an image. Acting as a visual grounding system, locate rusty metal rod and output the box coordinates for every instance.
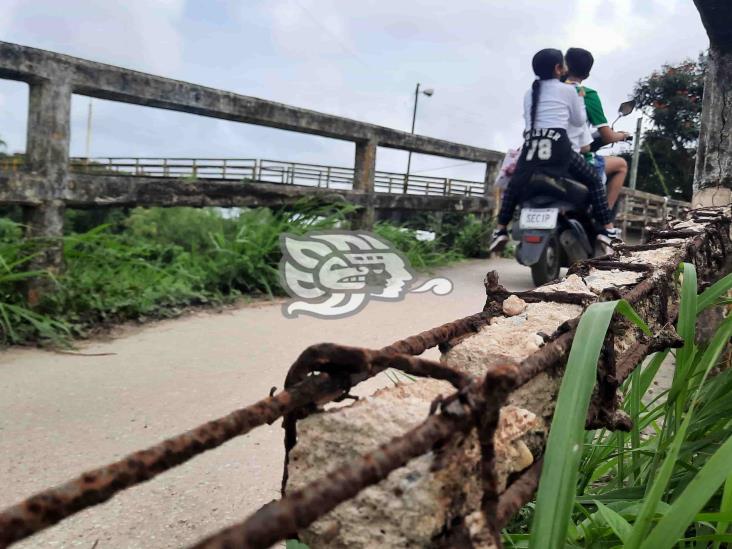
[191,404,474,549]
[0,372,351,548]
[0,345,475,547]
[380,311,488,355]
[495,459,543,528]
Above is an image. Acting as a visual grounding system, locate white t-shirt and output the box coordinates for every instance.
[523,78,587,131]
[568,118,593,152]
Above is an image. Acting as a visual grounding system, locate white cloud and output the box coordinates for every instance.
[0,0,186,75]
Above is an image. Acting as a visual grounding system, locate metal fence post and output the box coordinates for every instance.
[629,117,642,190]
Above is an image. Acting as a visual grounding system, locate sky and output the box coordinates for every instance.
[0,0,712,181]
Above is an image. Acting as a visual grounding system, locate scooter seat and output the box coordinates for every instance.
[520,173,589,211]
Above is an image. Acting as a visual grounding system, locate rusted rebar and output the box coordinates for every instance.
[495,459,543,528]
[477,364,521,542]
[191,399,476,549]
[381,311,490,355]
[0,372,352,548]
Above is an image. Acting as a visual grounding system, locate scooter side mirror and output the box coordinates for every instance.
[618,100,636,116]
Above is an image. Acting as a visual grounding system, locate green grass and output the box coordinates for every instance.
[510,263,732,549]
[0,202,492,345]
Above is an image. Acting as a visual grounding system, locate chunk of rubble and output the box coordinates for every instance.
[502,295,527,316]
[628,246,680,265]
[671,220,705,231]
[444,301,583,375]
[465,511,500,549]
[584,267,644,293]
[541,273,594,295]
[287,275,587,547]
[287,382,539,548]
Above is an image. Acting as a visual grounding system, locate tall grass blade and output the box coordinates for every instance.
[697,272,732,314]
[712,474,732,549]
[529,299,648,549]
[675,262,698,383]
[626,312,732,548]
[594,500,633,544]
[641,434,732,549]
[630,367,642,482]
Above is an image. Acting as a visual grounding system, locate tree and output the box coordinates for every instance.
[628,57,706,201]
[693,0,732,202]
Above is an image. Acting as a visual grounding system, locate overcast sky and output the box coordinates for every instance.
[0,0,711,181]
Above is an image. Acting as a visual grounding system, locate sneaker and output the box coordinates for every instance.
[597,227,623,255]
[489,228,509,254]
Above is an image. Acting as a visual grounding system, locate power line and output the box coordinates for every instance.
[291,0,371,68]
[412,161,478,173]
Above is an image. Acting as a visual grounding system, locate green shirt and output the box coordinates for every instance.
[582,86,608,127]
[569,83,608,163]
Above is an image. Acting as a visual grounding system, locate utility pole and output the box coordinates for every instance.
[629,116,642,190]
[85,98,93,161]
[404,83,433,193]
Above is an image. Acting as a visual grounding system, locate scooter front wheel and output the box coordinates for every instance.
[530,234,561,286]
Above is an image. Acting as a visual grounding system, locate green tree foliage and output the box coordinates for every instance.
[629,55,706,201]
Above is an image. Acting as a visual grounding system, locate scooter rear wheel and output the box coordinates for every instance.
[530,234,561,286]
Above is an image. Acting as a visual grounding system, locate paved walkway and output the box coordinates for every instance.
[0,258,533,548]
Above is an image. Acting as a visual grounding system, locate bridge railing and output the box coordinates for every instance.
[68,157,486,197]
[616,187,690,235]
[3,152,691,219]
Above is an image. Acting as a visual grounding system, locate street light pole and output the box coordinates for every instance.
[629,116,642,190]
[85,98,93,162]
[404,83,433,193]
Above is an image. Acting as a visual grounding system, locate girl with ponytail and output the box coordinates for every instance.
[489,49,621,254]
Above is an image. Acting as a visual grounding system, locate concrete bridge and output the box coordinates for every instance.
[0,40,503,297]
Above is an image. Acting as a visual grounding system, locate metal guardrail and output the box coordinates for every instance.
[67,157,486,198]
[616,188,690,233]
[64,157,694,210]
[0,153,692,221]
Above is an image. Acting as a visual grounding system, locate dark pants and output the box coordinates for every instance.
[498,128,612,226]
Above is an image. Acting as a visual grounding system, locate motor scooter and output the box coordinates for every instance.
[513,100,636,286]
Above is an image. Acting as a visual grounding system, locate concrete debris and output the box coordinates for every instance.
[465,511,499,549]
[444,302,582,372]
[287,383,539,548]
[628,247,680,264]
[542,273,594,295]
[584,268,644,293]
[502,295,527,316]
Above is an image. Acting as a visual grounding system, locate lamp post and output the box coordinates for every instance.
[404,83,434,192]
[85,98,93,163]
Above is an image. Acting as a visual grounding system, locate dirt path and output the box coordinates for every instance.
[0,258,533,549]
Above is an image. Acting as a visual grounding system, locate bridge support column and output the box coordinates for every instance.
[352,139,377,230]
[484,159,500,218]
[23,79,72,305]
